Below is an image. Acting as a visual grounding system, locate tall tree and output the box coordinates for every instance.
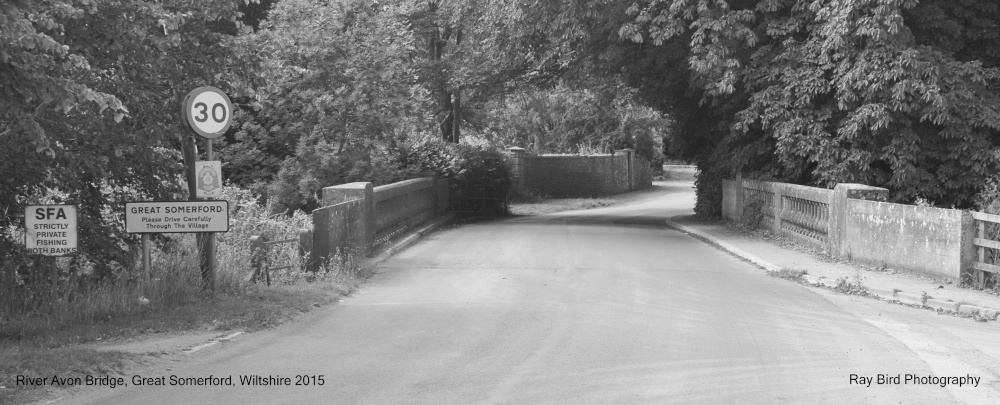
[1,0,254,276]
[621,0,1000,212]
[240,0,433,212]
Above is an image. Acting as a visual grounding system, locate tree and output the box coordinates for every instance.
[620,0,1000,213]
[1,0,254,276]
[485,82,668,163]
[236,0,433,212]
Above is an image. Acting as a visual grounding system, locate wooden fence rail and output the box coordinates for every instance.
[972,211,1000,285]
[249,229,311,286]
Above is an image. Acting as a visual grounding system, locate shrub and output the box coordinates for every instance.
[451,145,513,214]
[397,138,514,214]
[450,145,513,193]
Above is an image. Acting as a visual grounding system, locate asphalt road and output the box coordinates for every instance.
[76,179,1000,404]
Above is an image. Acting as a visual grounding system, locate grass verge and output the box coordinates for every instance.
[769,268,808,282]
[0,269,362,405]
[0,187,369,405]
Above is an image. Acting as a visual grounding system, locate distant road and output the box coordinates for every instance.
[76,178,995,404]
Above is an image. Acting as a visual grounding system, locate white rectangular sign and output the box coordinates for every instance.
[25,205,78,256]
[125,201,229,233]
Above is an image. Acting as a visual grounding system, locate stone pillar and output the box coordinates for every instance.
[772,182,783,234]
[960,211,976,282]
[506,147,526,195]
[321,182,374,254]
[421,172,439,213]
[615,149,635,190]
[829,183,889,257]
[734,172,744,223]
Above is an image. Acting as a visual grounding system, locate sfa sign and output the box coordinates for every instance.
[25,205,78,256]
[125,201,229,233]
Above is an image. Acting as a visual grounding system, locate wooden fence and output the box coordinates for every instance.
[972,211,1000,285]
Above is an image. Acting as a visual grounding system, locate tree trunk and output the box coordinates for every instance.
[428,1,460,143]
[451,87,461,143]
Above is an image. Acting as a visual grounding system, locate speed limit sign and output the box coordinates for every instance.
[182,87,234,139]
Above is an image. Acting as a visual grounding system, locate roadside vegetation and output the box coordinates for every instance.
[0,187,362,405]
[5,0,1000,401]
[2,3,666,403]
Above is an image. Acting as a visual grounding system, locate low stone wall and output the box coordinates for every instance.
[507,148,652,198]
[373,178,438,248]
[311,199,367,271]
[522,154,627,197]
[309,176,448,271]
[723,177,977,281]
[845,200,972,279]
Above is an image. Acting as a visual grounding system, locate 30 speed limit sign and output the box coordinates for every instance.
[182,86,234,139]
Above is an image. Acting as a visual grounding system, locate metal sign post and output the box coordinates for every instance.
[126,200,230,292]
[141,234,151,290]
[182,86,233,292]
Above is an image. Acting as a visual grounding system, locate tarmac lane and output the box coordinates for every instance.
[74,183,996,404]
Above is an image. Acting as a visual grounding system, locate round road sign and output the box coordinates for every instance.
[183,87,234,139]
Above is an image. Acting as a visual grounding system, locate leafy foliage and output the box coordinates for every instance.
[9,0,1000,292]
[621,0,1000,212]
[485,83,668,165]
[448,144,513,194]
[227,0,434,213]
[1,0,254,276]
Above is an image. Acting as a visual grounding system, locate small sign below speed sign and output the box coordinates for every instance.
[183,86,234,139]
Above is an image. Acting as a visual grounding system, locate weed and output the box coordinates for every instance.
[833,273,870,296]
[920,291,932,307]
[852,270,866,289]
[771,268,808,282]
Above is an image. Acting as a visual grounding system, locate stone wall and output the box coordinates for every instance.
[507,148,653,198]
[311,199,367,271]
[309,176,448,271]
[722,178,977,281]
[634,156,653,191]
[845,200,973,279]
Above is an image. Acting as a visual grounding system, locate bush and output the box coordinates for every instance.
[449,145,514,215]
[400,139,513,214]
[450,145,512,190]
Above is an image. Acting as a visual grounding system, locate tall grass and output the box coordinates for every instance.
[0,186,352,343]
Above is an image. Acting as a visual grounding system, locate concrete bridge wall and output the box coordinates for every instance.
[722,178,979,282]
[308,176,449,271]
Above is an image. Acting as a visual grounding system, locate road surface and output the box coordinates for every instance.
[73,178,1000,404]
